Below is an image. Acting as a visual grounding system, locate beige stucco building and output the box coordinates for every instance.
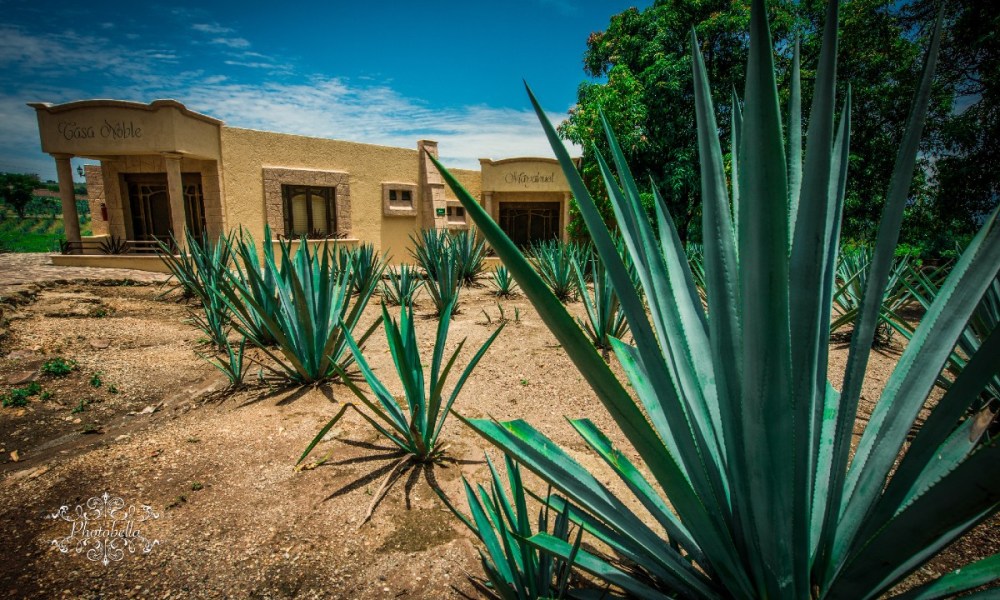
[29,99,575,272]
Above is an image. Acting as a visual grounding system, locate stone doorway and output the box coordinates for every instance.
[498,201,561,248]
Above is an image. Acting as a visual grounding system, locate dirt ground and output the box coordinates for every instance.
[0,272,996,599]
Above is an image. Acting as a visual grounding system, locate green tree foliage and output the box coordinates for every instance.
[900,0,1000,255]
[560,0,971,253]
[560,1,796,244]
[0,172,41,218]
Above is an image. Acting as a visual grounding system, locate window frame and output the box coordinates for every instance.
[282,184,338,238]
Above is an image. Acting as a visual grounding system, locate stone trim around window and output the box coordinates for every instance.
[263,167,351,238]
[381,182,418,217]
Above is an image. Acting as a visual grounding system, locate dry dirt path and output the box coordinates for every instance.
[0,270,995,598]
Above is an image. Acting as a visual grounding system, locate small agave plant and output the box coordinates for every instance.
[430,0,1000,597]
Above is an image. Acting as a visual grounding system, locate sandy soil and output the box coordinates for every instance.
[0,279,995,599]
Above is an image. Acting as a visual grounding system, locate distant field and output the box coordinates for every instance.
[0,208,93,253]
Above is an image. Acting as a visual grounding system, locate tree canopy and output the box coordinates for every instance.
[0,172,41,219]
[559,0,995,255]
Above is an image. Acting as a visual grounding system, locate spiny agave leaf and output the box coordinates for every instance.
[866,326,1000,533]
[834,210,1000,570]
[738,0,794,593]
[525,533,676,600]
[788,0,840,587]
[569,418,704,564]
[787,35,802,233]
[730,87,742,223]
[811,90,852,563]
[829,441,1000,599]
[690,27,751,566]
[821,9,944,572]
[892,553,1000,600]
[427,150,734,564]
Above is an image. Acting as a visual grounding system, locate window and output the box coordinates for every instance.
[389,188,412,208]
[446,205,466,220]
[382,182,417,217]
[282,185,337,237]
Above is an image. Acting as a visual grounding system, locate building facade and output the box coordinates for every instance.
[29,99,574,271]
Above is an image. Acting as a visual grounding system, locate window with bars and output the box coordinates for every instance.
[282,185,337,237]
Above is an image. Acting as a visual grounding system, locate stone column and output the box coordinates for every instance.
[562,192,572,242]
[53,154,81,248]
[163,153,187,251]
[417,140,447,230]
[483,192,494,221]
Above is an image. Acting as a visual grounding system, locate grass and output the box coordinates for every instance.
[0,207,92,253]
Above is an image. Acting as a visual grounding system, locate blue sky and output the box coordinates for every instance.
[0,0,650,181]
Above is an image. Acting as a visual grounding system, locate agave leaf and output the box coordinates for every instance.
[787,35,802,232]
[866,326,1000,530]
[834,210,1000,569]
[830,442,1000,599]
[820,10,945,574]
[526,532,675,600]
[569,418,704,564]
[787,1,840,588]
[737,0,794,592]
[892,553,1000,600]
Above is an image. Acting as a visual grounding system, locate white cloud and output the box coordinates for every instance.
[192,23,233,34]
[210,37,250,49]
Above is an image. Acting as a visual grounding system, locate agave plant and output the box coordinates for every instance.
[575,257,629,360]
[491,265,519,298]
[299,299,503,465]
[527,239,583,303]
[830,245,917,345]
[436,455,582,599]
[382,264,424,306]
[431,2,1000,597]
[339,242,387,297]
[451,227,489,285]
[410,228,451,279]
[227,229,280,347]
[221,231,380,384]
[425,246,463,316]
[158,230,234,348]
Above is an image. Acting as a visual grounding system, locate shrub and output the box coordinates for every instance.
[41,357,76,377]
[1,382,42,407]
[432,3,1000,596]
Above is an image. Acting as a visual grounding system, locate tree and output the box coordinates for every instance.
[0,173,40,219]
[900,0,1000,255]
[559,0,797,245]
[560,0,954,251]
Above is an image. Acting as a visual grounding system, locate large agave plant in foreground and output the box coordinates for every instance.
[431,1,1000,597]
